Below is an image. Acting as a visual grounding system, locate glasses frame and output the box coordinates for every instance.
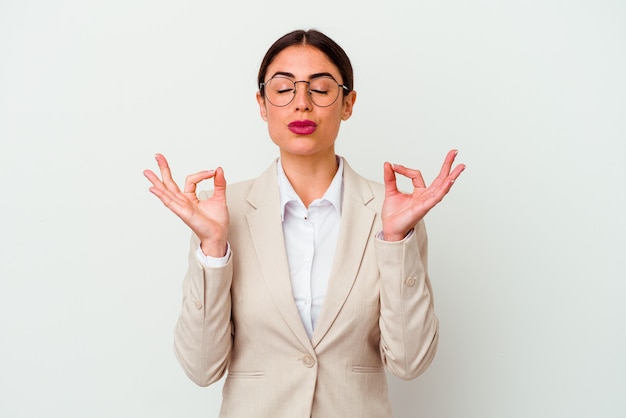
[259,76,350,108]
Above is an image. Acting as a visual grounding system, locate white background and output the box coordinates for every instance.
[1,0,625,417]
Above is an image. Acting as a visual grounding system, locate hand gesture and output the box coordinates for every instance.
[381,149,465,241]
[143,153,229,257]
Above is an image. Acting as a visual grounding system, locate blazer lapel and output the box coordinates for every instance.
[245,162,313,351]
[311,161,377,347]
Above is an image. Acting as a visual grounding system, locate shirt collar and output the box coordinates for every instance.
[277,156,344,221]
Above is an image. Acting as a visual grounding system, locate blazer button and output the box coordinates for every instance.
[405,277,417,287]
[193,299,203,310]
[302,355,315,368]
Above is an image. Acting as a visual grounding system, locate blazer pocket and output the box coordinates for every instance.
[352,365,385,374]
[226,371,265,380]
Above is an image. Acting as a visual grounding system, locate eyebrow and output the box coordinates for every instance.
[269,71,337,81]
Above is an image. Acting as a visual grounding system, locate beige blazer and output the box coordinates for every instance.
[173,159,439,418]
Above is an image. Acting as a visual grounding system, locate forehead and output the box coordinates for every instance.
[267,45,341,80]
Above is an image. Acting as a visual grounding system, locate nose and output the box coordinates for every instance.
[293,81,312,111]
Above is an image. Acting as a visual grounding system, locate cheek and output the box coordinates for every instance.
[265,111,283,131]
[264,113,285,142]
[263,105,282,122]
[324,111,344,131]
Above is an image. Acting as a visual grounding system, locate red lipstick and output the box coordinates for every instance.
[288,120,317,135]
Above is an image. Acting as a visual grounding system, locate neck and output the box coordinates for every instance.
[280,151,339,207]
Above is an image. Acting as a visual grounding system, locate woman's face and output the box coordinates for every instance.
[256,45,356,160]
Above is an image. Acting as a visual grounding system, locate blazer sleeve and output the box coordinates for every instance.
[375,220,439,380]
[173,233,234,387]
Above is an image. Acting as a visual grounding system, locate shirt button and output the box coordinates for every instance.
[302,355,315,368]
[405,277,417,287]
[193,299,203,310]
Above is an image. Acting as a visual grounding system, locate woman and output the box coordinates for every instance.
[144,29,464,417]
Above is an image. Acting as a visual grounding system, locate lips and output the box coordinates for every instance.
[288,120,317,135]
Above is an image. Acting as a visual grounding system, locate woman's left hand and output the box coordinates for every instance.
[381,149,465,241]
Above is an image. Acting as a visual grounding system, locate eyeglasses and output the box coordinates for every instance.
[260,76,349,107]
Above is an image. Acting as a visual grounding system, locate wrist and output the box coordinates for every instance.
[200,239,228,258]
[382,229,410,242]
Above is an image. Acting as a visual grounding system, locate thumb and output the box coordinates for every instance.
[383,162,399,196]
[212,167,227,198]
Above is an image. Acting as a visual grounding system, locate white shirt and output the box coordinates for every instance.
[196,157,344,339]
[277,157,343,339]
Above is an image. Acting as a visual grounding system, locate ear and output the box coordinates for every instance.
[341,90,357,121]
[256,91,268,121]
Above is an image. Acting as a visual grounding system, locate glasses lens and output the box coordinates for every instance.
[264,76,342,107]
[308,77,341,107]
[264,77,295,107]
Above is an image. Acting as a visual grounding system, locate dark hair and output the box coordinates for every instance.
[257,29,354,98]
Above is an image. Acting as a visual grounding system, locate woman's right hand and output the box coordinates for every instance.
[143,153,230,257]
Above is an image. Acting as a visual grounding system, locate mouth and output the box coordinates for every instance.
[288,120,317,135]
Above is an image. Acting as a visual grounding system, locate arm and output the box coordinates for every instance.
[143,154,233,385]
[377,150,465,379]
[173,233,234,386]
[376,221,438,380]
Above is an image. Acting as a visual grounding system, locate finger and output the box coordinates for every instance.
[440,147,465,188]
[432,163,466,200]
[145,169,179,208]
[411,169,426,189]
[148,183,181,212]
[148,182,187,214]
[391,164,426,189]
[143,169,162,187]
[155,153,181,193]
[183,170,215,194]
[437,149,458,179]
[144,166,181,200]
[145,165,189,211]
[211,167,227,200]
[449,163,466,183]
[383,162,399,196]
[426,149,460,190]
